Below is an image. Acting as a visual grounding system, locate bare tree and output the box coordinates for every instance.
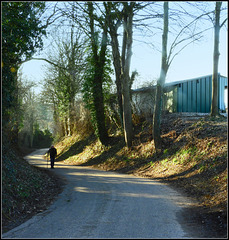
[41,24,87,137]
[104,2,148,147]
[153,2,169,152]
[152,2,214,152]
[210,2,227,116]
[120,2,135,148]
[103,2,124,128]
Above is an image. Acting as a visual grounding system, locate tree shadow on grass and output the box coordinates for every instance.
[78,136,126,166]
[152,156,227,183]
[55,134,97,162]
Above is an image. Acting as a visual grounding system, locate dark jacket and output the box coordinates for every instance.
[48,147,57,158]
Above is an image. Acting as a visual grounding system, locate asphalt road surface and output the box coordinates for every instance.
[3,149,200,239]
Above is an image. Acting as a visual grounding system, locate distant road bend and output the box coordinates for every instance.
[3,149,201,238]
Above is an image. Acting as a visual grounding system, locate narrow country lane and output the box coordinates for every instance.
[3,149,200,239]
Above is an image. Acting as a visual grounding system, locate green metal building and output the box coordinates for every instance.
[132,74,228,116]
[164,74,228,113]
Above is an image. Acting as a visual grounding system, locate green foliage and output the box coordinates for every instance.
[163,148,169,156]
[82,47,113,138]
[149,161,155,167]
[2,133,62,228]
[2,2,46,65]
[2,2,47,143]
[32,124,54,148]
[41,26,87,138]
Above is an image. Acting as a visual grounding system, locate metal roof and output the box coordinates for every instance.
[132,73,227,93]
[164,73,227,87]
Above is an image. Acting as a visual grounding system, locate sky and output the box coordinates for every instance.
[20,2,228,93]
[130,26,227,88]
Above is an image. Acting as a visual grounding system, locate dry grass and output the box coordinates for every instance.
[2,113,227,237]
[56,113,227,214]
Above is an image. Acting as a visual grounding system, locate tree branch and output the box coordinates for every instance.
[220,18,228,28]
[19,57,68,71]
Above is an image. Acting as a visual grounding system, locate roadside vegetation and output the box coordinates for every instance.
[2,2,227,238]
[56,113,227,213]
[2,133,64,233]
[55,113,227,237]
[2,113,227,237]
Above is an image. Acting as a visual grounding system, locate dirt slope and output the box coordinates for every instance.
[2,113,227,237]
[56,113,228,238]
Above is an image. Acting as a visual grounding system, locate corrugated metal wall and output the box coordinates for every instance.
[175,74,227,113]
[218,75,228,110]
[132,74,227,115]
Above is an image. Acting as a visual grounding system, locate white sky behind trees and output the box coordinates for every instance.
[20,1,228,93]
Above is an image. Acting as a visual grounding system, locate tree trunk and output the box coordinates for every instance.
[64,117,69,136]
[105,2,135,147]
[104,2,124,127]
[92,71,108,144]
[69,102,74,136]
[122,74,133,148]
[29,112,34,148]
[88,2,109,145]
[153,2,169,153]
[153,83,163,152]
[122,4,134,148]
[92,48,109,144]
[211,2,222,116]
[110,32,124,127]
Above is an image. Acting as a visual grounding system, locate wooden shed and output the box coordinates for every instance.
[132,74,228,115]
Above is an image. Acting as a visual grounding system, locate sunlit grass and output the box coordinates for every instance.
[54,115,227,212]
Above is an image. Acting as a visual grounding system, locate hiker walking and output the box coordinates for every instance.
[47,145,57,169]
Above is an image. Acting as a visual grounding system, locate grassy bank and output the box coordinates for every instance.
[2,113,227,236]
[2,136,64,233]
[54,113,227,236]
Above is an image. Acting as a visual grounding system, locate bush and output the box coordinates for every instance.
[33,128,53,148]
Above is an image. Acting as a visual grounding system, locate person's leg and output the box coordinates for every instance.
[50,157,54,168]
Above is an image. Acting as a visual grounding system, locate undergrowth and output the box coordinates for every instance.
[55,114,227,213]
[2,113,227,236]
[2,133,64,232]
